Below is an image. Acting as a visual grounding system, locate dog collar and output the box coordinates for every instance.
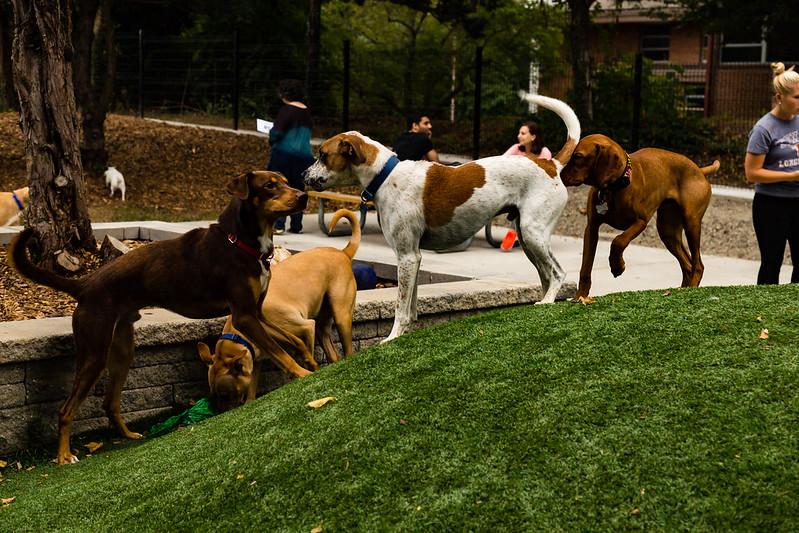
[605,155,632,192]
[12,191,24,211]
[361,155,400,204]
[226,232,272,270]
[219,333,255,358]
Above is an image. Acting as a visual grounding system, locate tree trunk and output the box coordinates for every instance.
[11,0,94,270]
[305,0,321,112]
[72,0,114,173]
[0,1,18,110]
[568,0,594,128]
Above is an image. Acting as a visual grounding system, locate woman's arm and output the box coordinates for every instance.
[744,153,799,183]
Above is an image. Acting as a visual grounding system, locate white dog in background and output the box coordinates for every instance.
[104,167,126,201]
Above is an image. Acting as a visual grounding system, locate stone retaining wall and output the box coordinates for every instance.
[0,279,574,456]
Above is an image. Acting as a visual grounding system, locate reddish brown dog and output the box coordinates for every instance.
[198,209,360,412]
[560,134,718,300]
[9,171,307,464]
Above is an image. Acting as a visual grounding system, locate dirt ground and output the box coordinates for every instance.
[0,112,762,321]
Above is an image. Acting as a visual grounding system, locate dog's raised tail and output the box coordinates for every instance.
[328,209,361,260]
[518,91,581,166]
[8,229,82,297]
[701,160,721,176]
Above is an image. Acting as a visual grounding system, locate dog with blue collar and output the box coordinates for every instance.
[0,186,29,226]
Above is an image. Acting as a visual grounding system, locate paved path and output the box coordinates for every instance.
[275,215,794,297]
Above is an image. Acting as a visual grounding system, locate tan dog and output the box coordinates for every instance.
[9,171,307,464]
[0,186,29,226]
[560,134,718,301]
[198,209,360,412]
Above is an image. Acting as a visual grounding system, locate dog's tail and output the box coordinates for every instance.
[328,209,361,260]
[700,160,721,176]
[8,229,82,297]
[517,91,581,166]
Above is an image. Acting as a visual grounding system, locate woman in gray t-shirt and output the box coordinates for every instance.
[745,62,799,284]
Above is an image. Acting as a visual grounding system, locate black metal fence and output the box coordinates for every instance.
[98,33,790,187]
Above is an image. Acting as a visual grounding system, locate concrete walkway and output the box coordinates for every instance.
[275,214,794,297]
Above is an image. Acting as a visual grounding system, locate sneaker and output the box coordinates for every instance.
[274,228,285,235]
[288,228,303,234]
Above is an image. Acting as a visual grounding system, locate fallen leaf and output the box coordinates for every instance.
[631,507,641,515]
[573,295,595,305]
[25,466,34,472]
[662,290,671,296]
[15,462,21,471]
[84,442,103,453]
[236,474,244,480]
[0,460,6,469]
[399,419,407,425]
[1,497,15,505]
[756,315,763,322]
[306,397,337,409]
[759,328,769,340]
[311,526,323,533]
[250,480,257,486]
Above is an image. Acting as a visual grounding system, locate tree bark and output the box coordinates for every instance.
[0,1,18,109]
[11,0,94,270]
[72,0,114,173]
[305,0,321,112]
[568,0,594,128]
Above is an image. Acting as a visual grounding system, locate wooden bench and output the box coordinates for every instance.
[306,190,374,236]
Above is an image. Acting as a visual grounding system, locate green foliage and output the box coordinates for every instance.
[322,0,567,122]
[3,285,799,530]
[589,55,716,153]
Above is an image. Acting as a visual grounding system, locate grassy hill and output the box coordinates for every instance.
[1,285,798,531]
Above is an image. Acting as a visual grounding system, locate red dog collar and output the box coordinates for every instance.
[226,233,272,270]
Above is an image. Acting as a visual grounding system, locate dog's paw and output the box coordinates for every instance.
[610,258,626,278]
[57,453,80,465]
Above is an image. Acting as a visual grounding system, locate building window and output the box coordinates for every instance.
[683,83,705,113]
[721,38,765,63]
[640,24,670,62]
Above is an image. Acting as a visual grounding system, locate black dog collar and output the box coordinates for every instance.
[605,154,632,192]
[597,154,632,205]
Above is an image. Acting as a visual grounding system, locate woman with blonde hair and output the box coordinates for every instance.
[745,62,799,284]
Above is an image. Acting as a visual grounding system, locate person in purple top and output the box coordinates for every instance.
[745,62,799,284]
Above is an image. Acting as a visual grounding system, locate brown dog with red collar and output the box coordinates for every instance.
[9,171,308,464]
[561,134,718,301]
[198,209,360,412]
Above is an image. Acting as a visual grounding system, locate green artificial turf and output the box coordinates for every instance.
[1,285,798,531]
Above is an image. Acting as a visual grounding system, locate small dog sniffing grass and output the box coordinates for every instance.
[2,285,798,530]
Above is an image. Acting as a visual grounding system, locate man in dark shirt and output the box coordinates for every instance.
[392,113,440,162]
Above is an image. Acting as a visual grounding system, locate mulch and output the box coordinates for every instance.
[0,112,360,322]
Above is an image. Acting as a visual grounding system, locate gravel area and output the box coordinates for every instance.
[554,185,762,263]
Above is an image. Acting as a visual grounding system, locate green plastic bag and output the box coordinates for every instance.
[148,397,217,437]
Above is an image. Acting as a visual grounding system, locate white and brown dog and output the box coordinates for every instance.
[0,186,29,226]
[304,93,581,342]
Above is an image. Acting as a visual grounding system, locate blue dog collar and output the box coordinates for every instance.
[361,155,400,204]
[219,333,255,357]
[12,191,23,211]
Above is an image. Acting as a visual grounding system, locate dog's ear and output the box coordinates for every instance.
[226,173,252,199]
[197,342,214,365]
[594,142,622,181]
[338,139,366,166]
